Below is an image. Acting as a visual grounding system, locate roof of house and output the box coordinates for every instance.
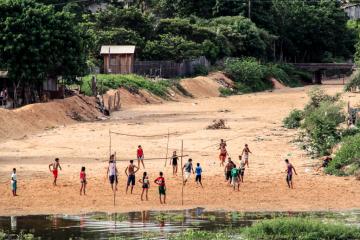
[100,45,136,55]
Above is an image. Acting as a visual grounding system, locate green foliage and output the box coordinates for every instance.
[325,134,360,176]
[304,87,341,113]
[219,87,234,97]
[345,72,360,92]
[193,64,208,76]
[81,74,169,97]
[265,64,303,87]
[302,101,345,155]
[0,0,87,87]
[0,231,6,240]
[169,229,231,240]
[224,58,273,93]
[242,217,360,240]
[283,109,303,129]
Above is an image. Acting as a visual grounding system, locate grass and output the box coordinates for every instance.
[81,74,170,98]
[241,217,360,240]
[90,213,128,222]
[154,212,185,222]
[325,133,360,176]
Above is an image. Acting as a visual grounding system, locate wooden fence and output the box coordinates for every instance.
[133,56,210,78]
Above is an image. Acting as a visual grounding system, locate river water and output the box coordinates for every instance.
[0,209,359,239]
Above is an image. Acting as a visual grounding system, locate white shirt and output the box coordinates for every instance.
[109,162,116,176]
[11,173,17,183]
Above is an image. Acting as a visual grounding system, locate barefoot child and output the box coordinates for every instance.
[107,154,118,192]
[49,158,62,186]
[231,166,240,191]
[219,139,227,167]
[139,172,150,201]
[182,158,194,186]
[125,160,139,194]
[241,144,252,167]
[11,168,17,196]
[154,172,166,204]
[80,167,87,195]
[170,151,178,175]
[224,158,234,184]
[137,145,145,169]
[285,159,297,189]
[195,163,203,188]
[239,156,246,183]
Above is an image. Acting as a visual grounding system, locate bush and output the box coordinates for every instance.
[283,109,303,129]
[193,64,209,76]
[302,101,345,155]
[224,57,273,93]
[219,87,234,97]
[325,134,360,176]
[242,217,360,240]
[81,74,169,97]
[345,72,360,92]
[304,87,341,114]
[265,64,304,87]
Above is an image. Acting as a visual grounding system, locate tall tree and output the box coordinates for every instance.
[0,0,87,103]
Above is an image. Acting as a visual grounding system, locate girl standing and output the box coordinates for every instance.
[80,167,87,195]
[139,172,150,201]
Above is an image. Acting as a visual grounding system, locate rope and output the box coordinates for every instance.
[109,130,183,138]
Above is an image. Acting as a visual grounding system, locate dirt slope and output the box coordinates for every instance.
[179,72,233,98]
[0,95,102,140]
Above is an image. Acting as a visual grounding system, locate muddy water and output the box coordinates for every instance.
[0,209,359,239]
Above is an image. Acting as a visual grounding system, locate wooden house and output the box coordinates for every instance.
[100,45,135,74]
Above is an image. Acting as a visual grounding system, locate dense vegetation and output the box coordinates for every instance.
[0,0,358,101]
[81,74,169,97]
[165,217,360,240]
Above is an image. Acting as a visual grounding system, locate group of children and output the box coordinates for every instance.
[9,140,299,203]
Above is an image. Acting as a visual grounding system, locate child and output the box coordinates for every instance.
[80,166,87,195]
[195,163,203,188]
[49,158,62,186]
[137,145,145,169]
[285,159,298,189]
[154,172,166,204]
[182,158,194,186]
[171,151,178,175]
[139,172,150,201]
[241,144,252,168]
[231,166,240,191]
[11,168,17,196]
[239,155,246,182]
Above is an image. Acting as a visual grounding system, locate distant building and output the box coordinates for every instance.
[343,3,360,19]
[100,45,135,74]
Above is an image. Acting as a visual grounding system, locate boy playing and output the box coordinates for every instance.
[231,166,240,191]
[241,144,252,167]
[137,145,145,169]
[182,158,194,186]
[11,168,17,196]
[239,155,246,182]
[125,160,139,194]
[154,172,166,204]
[49,158,62,186]
[285,159,298,189]
[107,154,118,192]
[195,163,203,188]
[170,151,178,175]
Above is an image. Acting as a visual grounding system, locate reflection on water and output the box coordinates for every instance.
[0,209,359,240]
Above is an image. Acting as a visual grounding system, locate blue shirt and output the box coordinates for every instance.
[195,166,202,176]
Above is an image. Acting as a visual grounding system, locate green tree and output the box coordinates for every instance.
[0,0,87,104]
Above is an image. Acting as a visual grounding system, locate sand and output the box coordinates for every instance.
[0,81,360,216]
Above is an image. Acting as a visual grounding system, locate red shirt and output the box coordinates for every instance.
[80,171,86,180]
[137,148,143,157]
[155,177,165,186]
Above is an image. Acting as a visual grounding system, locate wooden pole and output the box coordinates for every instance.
[181,140,184,206]
[164,128,170,167]
[114,151,116,207]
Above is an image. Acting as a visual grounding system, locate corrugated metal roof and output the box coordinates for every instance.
[100,45,136,55]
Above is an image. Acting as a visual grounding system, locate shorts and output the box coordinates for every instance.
[185,171,191,180]
[52,169,58,178]
[81,179,87,184]
[231,176,239,185]
[286,174,292,182]
[322,161,329,168]
[244,155,249,161]
[240,169,245,176]
[127,175,136,186]
[137,156,144,160]
[142,183,149,189]
[195,175,202,182]
[109,175,118,184]
[11,181,17,190]
[225,171,231,180]
[172,161,178,166]
[220,153,226,158]
[158,186,166,195]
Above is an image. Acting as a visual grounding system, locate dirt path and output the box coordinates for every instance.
[0,84,359,216]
